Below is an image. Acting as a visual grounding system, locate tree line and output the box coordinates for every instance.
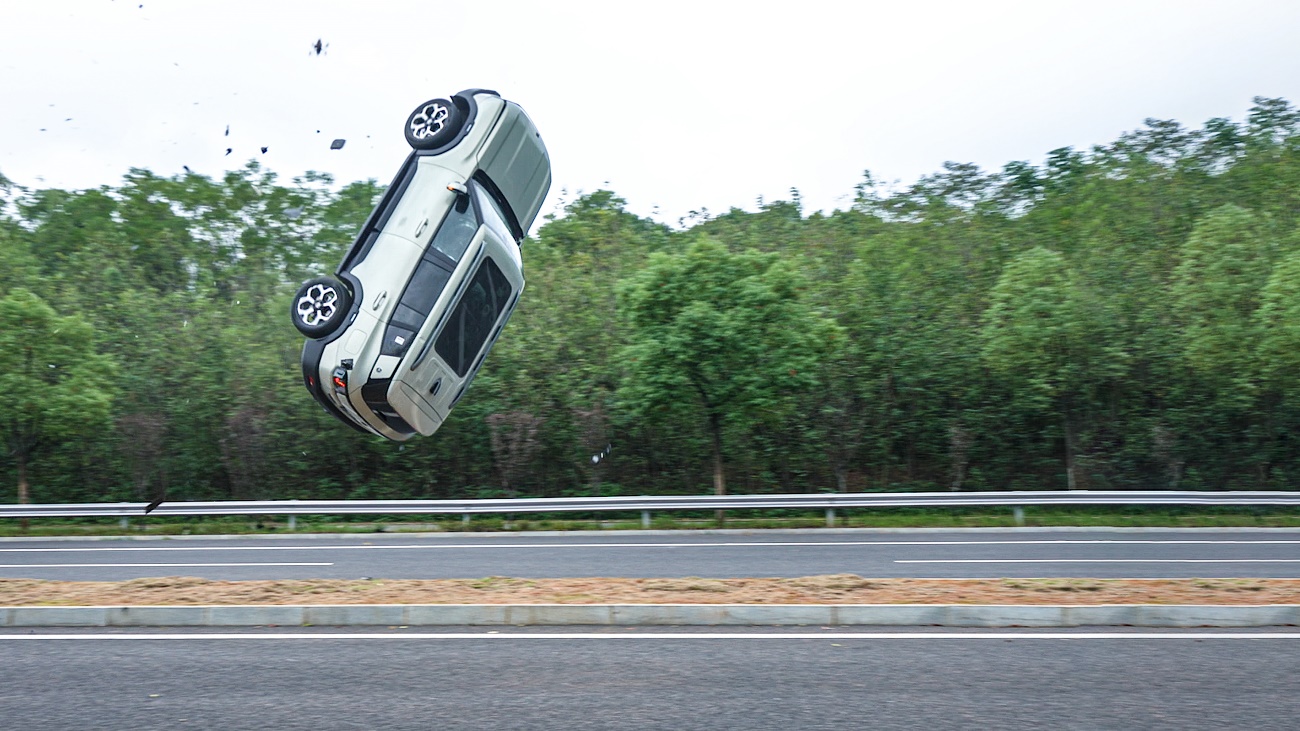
[2,97,1300,504]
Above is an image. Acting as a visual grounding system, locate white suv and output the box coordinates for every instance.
[292,89,551,440]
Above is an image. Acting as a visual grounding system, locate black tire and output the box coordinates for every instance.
[291,275,352,338]
[404,97,466,150]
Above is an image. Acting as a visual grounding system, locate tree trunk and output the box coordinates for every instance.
[17,450,29,532]
[709,411,726,525]
[1063,414,1078,490]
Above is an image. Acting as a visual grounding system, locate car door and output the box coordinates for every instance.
[407,224,523,420]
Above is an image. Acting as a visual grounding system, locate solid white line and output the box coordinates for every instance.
[0,562,335,568]
[897,559,1300,564]
[2,539,1298,553]
[1,632,1298,641]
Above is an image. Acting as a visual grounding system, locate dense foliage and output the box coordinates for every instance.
[3,97,1300,503]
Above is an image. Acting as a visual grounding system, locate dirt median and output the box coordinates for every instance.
[2,575,1299,606]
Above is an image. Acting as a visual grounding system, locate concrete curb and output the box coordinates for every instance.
[3,604,1298,628]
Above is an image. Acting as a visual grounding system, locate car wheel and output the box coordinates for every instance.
[404,98,466,150]
[291,276,353,338]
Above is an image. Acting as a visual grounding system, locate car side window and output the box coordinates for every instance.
[430,195,478,263]
[435,257,513,376]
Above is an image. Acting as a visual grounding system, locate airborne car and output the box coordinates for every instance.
[292,89,550,440]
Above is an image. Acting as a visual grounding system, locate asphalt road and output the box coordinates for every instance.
[0,627,1295,730]
[1,528,1298,580]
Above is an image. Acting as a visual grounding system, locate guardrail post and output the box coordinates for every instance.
[1013,506,1025,526]
[641,510,651,529]
[825,508,836,528]
[462,513,470,527]
[119,517,129,530]
[288,515,297,531]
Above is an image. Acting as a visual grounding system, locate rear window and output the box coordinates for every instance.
[435,257,513,376]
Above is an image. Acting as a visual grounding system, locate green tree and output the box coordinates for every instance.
[0,289,116,505]
[980,247,1128,488]
[1170,204,1274,406]
[617,238,838,498]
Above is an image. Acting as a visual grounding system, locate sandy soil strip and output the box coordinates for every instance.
[1,575,1298,606]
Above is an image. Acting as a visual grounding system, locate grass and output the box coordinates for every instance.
[1,506,1299,537]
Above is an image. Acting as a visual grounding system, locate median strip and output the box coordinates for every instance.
[0,576,1297,627]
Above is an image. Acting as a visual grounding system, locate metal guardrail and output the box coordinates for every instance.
[1,491,1297,521]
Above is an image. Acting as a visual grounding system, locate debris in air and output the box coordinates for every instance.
[144,489,166,514]
[311,39,328,56]
[225,148,232,156]
[285,207,304,220]
[224,125,230,136]
[330,139,346,150]
[261,146,268,153]
[183,165,192,173]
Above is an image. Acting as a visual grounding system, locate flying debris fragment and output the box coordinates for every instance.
[225,148,232,156]
[224,125,230,136]
[311,38,328,55]
[285,207,304,220]
[261,146,269,153]
[330,138,346,150]
[183,165,192,173]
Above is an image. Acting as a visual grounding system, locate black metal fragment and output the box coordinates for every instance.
[330,138,346,150]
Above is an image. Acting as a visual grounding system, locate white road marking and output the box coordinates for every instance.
[0,562,334,568]
[897,559,1300,564]
[0,632,1297,641]
[1,539,1298,553]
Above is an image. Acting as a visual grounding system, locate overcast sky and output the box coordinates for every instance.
[2,0,1299,228]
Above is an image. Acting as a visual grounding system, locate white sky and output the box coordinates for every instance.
[2,0,1299,228]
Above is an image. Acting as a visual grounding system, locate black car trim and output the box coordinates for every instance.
[360,378,417,436]
[338,157,419,274]
[471,170,525,244]
[301,349,373,436]
[300,273,371,434]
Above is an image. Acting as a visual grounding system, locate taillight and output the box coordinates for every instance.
[331,367,348,393]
